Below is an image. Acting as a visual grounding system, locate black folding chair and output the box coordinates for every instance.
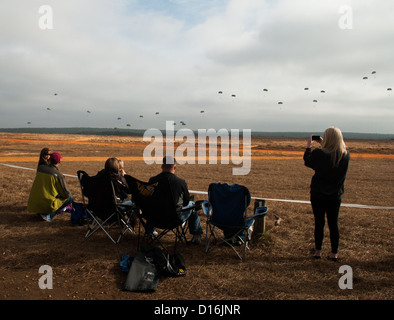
[77,170,136,244]
[125,175,198,255]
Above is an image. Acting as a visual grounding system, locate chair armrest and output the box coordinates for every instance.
[246,206,268,220]
[202,200,212,217]
[180,200,204,213]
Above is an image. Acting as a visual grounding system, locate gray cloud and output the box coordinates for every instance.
[0,0,393,133]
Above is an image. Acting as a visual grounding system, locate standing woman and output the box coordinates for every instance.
[304,127,350,261]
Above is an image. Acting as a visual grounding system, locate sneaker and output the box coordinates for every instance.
[232,237,243,246]
[144,230,158,239]
[40,214,53,222]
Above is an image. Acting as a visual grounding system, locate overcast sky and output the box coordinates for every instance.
[0,0,393,133]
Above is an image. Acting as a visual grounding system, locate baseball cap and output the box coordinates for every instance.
[50,152,62,164]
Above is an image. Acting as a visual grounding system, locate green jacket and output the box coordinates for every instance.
[27,164,71,213]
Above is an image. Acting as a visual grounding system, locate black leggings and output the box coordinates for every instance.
[311,196,341,254]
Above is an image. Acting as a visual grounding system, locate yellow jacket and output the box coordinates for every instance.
[27,164,71,213]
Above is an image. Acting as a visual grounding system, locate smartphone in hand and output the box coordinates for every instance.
[312,135,321,141]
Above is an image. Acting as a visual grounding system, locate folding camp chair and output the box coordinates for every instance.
[203,182,268,261]
[77,170,136,244]
[125,175,198,255]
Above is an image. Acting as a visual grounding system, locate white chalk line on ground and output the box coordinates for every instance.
[1,162,393,210]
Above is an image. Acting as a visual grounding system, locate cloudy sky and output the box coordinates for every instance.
[1,0,393,133]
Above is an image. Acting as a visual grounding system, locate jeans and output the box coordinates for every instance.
[311,196,341,254]
[179,201,203,235]
[50,195,74,218]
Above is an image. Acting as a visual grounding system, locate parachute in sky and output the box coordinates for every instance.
[372,71,376,74]
[387,88,392,91]
[313,100,318,103]
[218,91,223,94]
[320,90,325,93]
[231,94,236,97]
[27,121,31,124]
[127,124,131,127]
[278,102,283,105]
[363,76,368,80]
[139,115,143,118]
[155,112,160,115]
[263,88,268,92]
[117,117,121,120]
[87,110,91,113]
[46,107,51,110]
[200,110,205,113]
[304,88,309,90]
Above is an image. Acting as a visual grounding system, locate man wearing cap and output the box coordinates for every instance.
[146,156,203,244]
[27,152,74,221]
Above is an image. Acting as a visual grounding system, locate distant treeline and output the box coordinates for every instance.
[0,127,393,140]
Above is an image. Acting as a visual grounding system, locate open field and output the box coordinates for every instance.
[0,132,393,303]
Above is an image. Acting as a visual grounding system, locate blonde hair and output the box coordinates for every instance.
[321,127,347,167]
[118,159,124,169]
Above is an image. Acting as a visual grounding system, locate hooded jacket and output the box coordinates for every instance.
[27,164,71,213]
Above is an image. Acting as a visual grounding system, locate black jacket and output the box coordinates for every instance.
[148,171,190,211]
[304,148,350,199]
[81,169,129,220]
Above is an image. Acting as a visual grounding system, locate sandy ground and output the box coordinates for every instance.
[0,132,393,310]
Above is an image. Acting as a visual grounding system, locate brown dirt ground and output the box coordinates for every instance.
[0,132,393,306]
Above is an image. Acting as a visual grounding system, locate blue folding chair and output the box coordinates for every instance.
[203,183,268,261]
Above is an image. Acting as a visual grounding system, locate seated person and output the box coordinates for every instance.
[27,152,74,222]
[145,156,203,244]
[37,147,51,167]
[117,159,131,203]
[80,158,132,221]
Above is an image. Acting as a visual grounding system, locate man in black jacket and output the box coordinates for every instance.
[147,156,203,244]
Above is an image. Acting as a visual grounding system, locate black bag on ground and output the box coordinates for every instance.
[132,245,186,277]
[124,246,163,292]
[163,252,186,277]
[123,245,186,292]
[70,202,86,226]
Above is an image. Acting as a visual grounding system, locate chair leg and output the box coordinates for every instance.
[84,211,119,244]
[204,225,249,261]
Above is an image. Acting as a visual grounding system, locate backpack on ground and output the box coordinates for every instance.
[123,245,186,292]
[123,246,162,292]
[70,202,86,226]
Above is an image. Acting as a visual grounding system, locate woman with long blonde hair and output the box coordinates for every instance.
[304,127,350,261]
